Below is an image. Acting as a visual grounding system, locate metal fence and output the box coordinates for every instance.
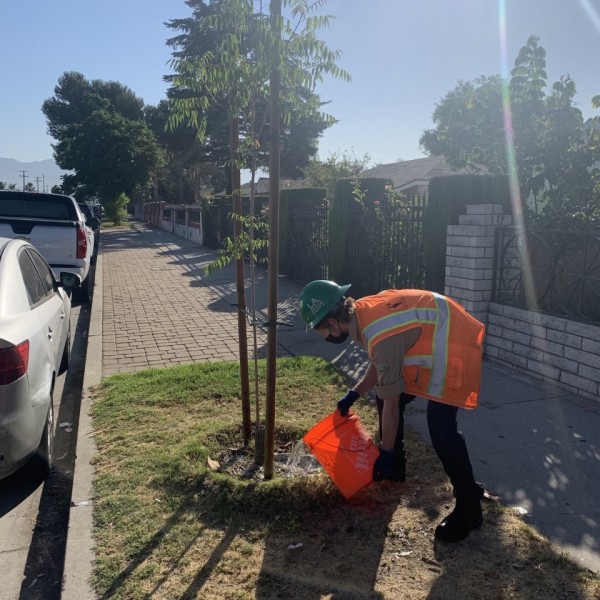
[281,193,427,295]
[492,226,600,323]
[341,194,427,298]
[198,191,428,295]
[282,195,329,282]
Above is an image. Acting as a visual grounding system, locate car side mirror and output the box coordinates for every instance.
[59,272,81,289]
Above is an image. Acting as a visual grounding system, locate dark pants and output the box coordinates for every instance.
[376,393,483,502]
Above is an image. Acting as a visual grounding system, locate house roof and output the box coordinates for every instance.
[239,177,311,194]
[360,156,487,192]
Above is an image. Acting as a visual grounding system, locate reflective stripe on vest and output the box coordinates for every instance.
[430,292,450,397]
[361,292,451,398]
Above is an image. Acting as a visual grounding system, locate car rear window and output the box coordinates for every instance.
[79,204,93,219]
[0,195,76,220]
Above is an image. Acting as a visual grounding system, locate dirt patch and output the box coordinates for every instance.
[214,432,321,481]
[207,431,599,599]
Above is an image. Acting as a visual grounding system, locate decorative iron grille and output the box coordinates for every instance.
[284,197,329,282]
[345,194,427,298]
[492,226,600,323]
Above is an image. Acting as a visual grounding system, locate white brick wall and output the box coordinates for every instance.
[445,204,512,323]
[485,303,600,400]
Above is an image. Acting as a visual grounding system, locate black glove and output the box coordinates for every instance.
[337,390,360,416]
[372,449,395,482]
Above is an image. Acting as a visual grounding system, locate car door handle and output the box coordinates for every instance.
[48,327,54,339]
[60,312,66,320]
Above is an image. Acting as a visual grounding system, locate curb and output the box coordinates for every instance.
[62,247,103,600]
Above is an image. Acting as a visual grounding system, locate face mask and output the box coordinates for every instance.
[325,331,349,344]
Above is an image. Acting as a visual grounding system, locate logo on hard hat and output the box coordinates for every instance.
[307,298,324,315]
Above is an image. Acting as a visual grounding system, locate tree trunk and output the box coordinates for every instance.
[230,116,252,442]
[264,0,282,479]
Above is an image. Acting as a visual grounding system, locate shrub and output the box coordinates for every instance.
[105,192,129,225]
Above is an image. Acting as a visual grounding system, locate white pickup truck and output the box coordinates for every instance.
[0,191,97,302]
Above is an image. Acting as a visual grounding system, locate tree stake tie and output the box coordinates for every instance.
[231,303,292,329]
[261,319,293,329]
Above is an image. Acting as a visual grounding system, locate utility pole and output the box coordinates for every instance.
[19,170,28,191]
[34,176,42,192]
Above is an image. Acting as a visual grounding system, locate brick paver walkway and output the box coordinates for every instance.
[101,223,280,376]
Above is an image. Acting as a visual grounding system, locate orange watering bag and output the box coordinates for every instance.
[303,410,379,499]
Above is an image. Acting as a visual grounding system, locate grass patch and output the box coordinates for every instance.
[91,356,600,599]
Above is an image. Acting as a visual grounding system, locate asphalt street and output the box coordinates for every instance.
[0,295,91,600]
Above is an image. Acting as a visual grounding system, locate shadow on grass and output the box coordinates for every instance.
[93,455,599,599]
[97,494,216,600]
[90,356,599,600]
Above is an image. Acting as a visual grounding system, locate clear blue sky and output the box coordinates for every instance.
[1,0,599,170]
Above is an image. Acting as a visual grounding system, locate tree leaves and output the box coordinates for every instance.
[420,35,600,227]
[166,0,349,178]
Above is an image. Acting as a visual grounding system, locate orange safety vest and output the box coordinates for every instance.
[354,289,485,409]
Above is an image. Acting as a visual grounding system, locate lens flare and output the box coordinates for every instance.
[498,0,536,309]
[578,0,600,33]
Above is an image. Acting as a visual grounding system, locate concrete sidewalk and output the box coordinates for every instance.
[63,221,600,598]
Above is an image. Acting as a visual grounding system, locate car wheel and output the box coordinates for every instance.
[58,324,71,375]
[34,396,55,478]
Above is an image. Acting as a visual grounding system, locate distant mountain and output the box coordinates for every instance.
[0,157,68,191]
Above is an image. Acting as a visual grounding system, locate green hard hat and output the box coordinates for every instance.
[299,280,351,329]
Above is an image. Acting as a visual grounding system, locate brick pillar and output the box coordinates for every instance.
[445,204,511,324]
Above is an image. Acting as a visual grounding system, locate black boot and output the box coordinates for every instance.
[434,498,482,542]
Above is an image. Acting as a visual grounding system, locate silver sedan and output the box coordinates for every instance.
[0,236,74,479]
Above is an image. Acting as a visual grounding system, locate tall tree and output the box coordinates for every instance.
[419,75,505,173]
[420,36,600,226]
[509,35,548,201]
[164,0,334,185]
[42,72,163,204]
[145,100,220,202]
[538,91,600,227]
[302,149,372,199]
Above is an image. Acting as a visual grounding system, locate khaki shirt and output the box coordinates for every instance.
[348,315,421,401]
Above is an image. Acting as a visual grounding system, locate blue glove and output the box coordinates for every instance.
[337,390,360,416]
[373,449,395,482]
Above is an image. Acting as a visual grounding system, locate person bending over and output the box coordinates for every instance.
[299,280,485,543]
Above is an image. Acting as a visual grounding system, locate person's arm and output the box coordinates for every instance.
[371,330,420,448]
[352,362,378,395]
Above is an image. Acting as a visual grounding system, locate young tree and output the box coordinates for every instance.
[167,0,349,459]
[105,192,130,225]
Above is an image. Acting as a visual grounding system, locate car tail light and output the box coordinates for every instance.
[0,340,29,385]
[76,226,88,259]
